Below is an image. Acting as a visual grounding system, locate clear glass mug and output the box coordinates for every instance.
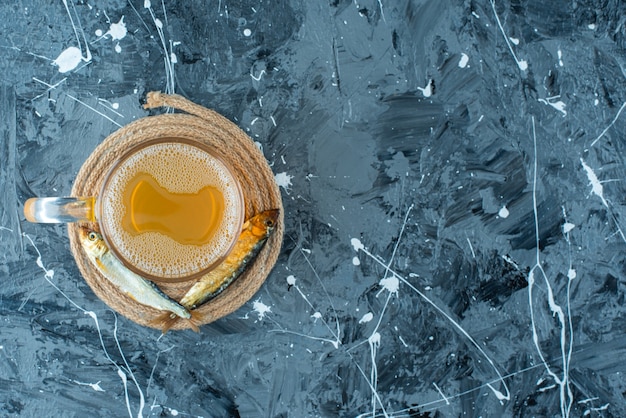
[24,137,244,283]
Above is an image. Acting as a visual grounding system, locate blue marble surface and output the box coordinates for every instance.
[1,0,626,416]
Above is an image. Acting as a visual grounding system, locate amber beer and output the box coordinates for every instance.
[98,138,244,281]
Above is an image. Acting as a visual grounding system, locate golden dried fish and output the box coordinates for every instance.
[152,209,279,333]
[79,227,195,326]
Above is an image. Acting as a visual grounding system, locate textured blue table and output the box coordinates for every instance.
[1,1,625,416]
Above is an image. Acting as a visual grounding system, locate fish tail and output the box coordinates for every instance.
[188,310,203,333]
[150,310,203,334]
[149,312,183,334]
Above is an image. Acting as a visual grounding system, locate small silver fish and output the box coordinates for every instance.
[152,209,279,333]
[79,227,192,322]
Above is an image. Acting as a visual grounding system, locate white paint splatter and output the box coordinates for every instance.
[250,69,266,81]
[275,172,293,194]
[107,17,127,41]
[142,2,177,94]
[529,117,574,416]
[252,299,271,320]
[490,0,527,72]
[368,332,381,345]
[458,53,469,68]
[359,209,414,416]
[498,206,510,218]
[379,276,399,295]
[65,94,122,127]
[433,382,450,405]
[563,222,575,234]
[274,270,341,348]
[580,158,608,207]
[467,237,476,258]
[355,240,511,402]
[352,256,361,266]
[493,389,510,401]
[351,238,364,252]
[417,79,433,97]
[359,312,374,324]
[311,312,322,322]
[94,96,123,114]
[538,97,567,116]
[73,380,105,392]
[557,49,564,66]
[588,23,596,30]
[589,403,610,413]
[580,159,625,242]
[53,47,83,73]
[243,28,252,37]
[590,101,626,147]
[550,100,567,115]
[567,269,576,280]
[55,0,92,73]
[509,37,520,45]
[364,328,386,416]
[398,335,408,347]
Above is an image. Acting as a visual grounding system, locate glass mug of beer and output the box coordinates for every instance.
[24,137,244,283]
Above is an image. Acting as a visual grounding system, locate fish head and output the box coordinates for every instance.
[248,209,279,238]
[78,226,108,258]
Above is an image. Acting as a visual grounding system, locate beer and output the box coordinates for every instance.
[99,139,243,281]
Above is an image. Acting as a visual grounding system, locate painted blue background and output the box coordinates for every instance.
[1,1,625,416]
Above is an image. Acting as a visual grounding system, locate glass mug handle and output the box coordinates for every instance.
[24,197,96,223]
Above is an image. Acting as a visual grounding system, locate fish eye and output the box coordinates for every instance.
[88,231,98,241]
[265,219,275,227]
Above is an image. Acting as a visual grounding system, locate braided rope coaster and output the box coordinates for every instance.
[67,92,284,330]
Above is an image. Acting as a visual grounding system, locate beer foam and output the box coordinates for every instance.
[100,141,242,279]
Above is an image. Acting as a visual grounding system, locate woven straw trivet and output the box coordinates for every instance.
[67,92,284,330]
